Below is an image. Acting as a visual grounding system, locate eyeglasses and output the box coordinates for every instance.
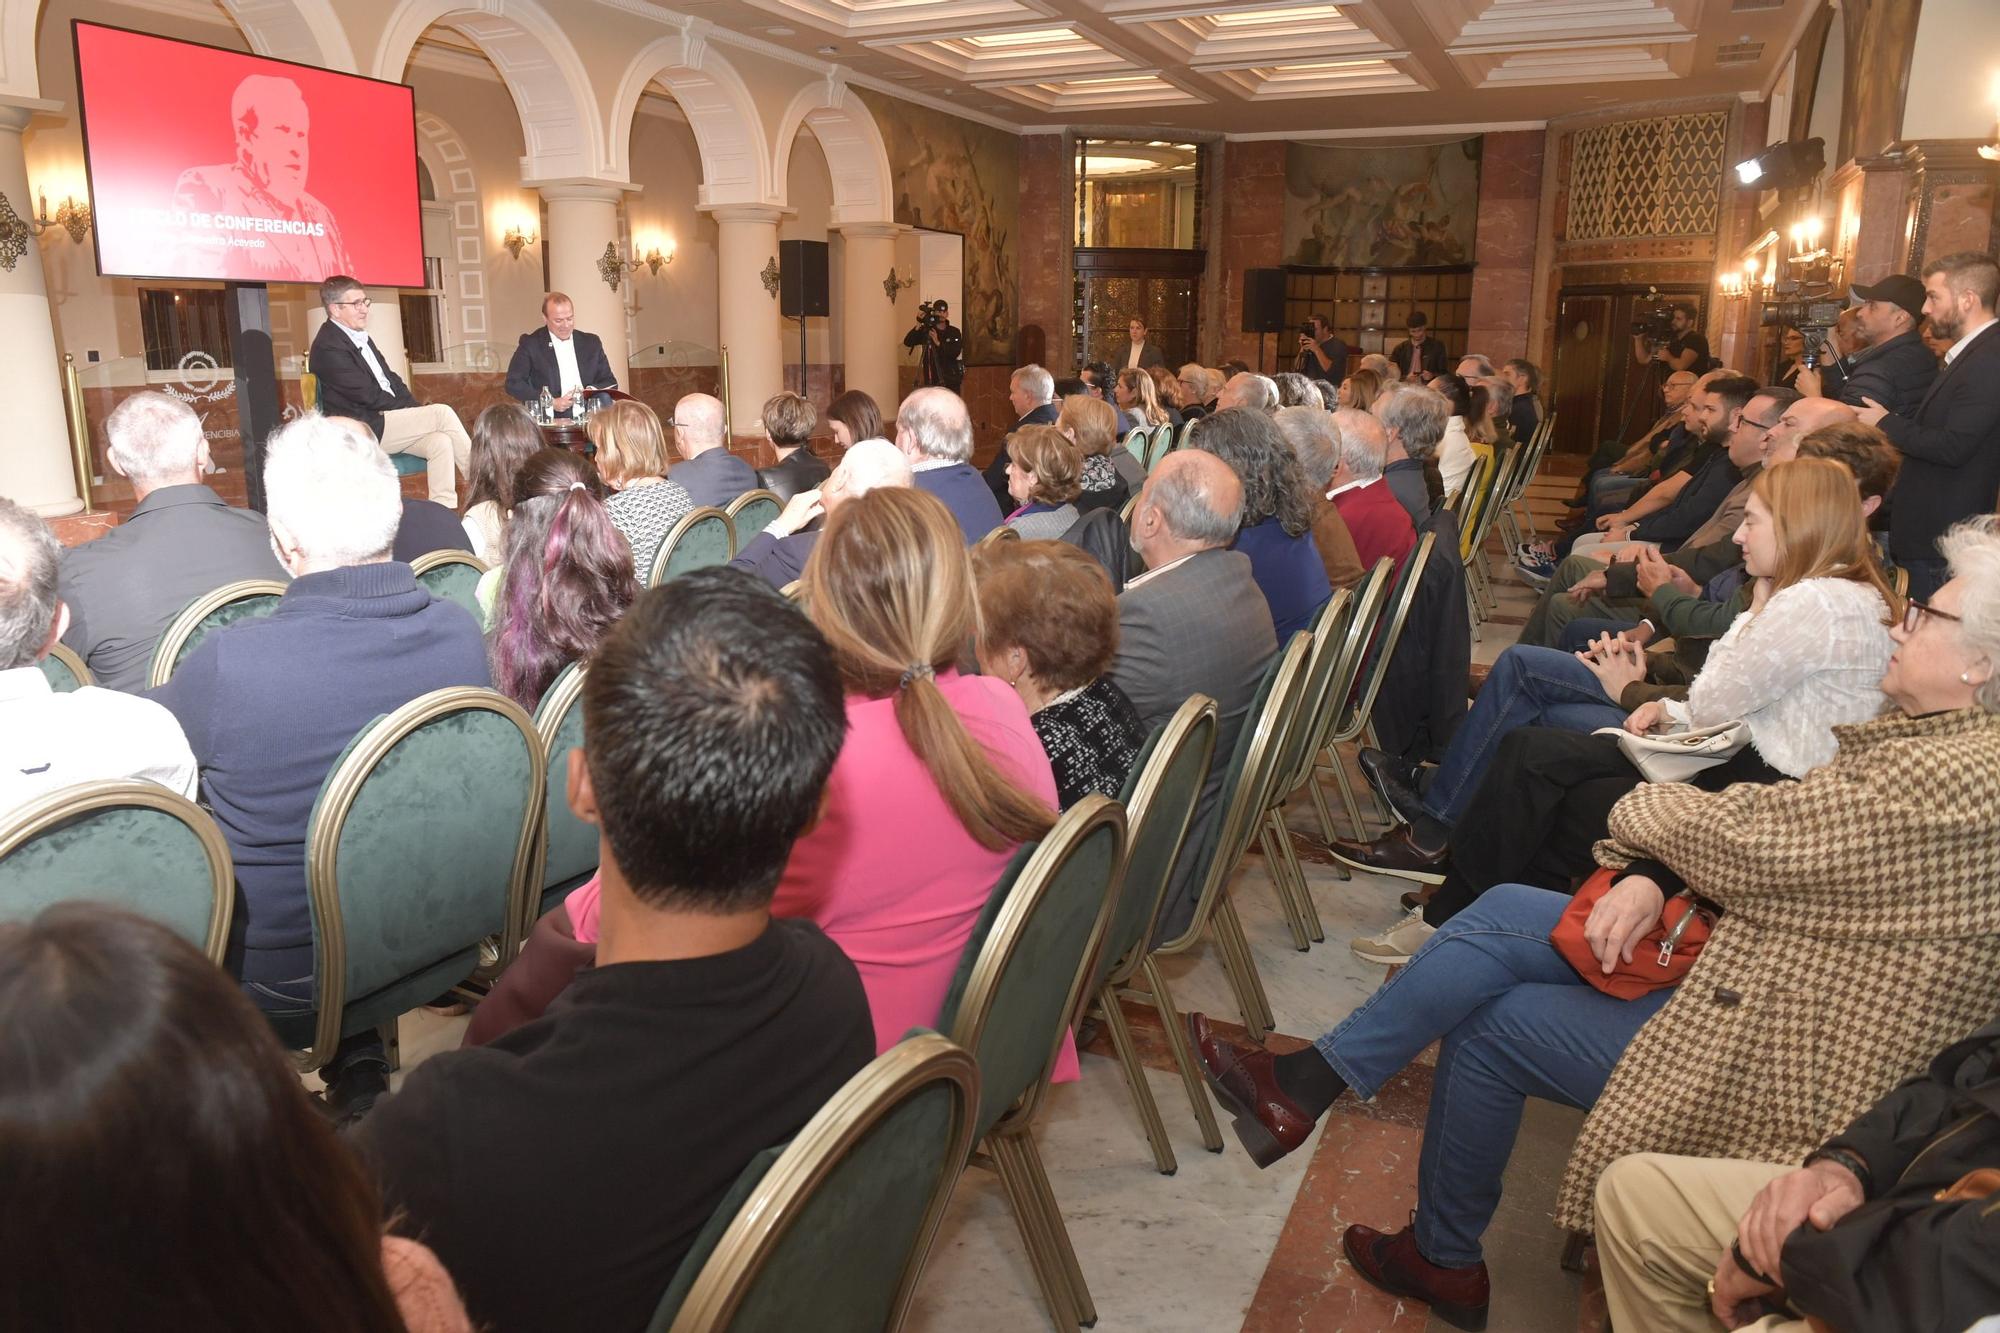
[1902,599,1963,634]
[1741,415,1780,432]
[333,297,372,308]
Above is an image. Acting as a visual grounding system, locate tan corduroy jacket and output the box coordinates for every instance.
[1555,706,2000,1234]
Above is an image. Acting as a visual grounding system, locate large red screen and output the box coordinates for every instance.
[75,22,423,287]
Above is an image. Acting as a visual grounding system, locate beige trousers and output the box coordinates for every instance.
[379,403,472,507]
[1596,1153,1811,1333]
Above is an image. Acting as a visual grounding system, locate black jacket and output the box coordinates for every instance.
[1780,1014,2000,1331]
[308,319,416,441]
[984,403,1061,509]
[1389,337,1448,379]
[1835,328,1937,419]
[757,449,831,504]
[1373,508,1469,763]
[1880,321,2000,564]
[504,328,617,407]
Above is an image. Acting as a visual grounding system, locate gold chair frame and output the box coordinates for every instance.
[723,488,782,545]
[146,579,289,688]
[409,549,490,578]
[976,524,1021,549]
[0,779,235,963]
[517,660,594,950]
[649,506,735,587]
[41,642,92,690]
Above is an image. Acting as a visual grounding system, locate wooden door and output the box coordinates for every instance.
[1551,293,1611,455]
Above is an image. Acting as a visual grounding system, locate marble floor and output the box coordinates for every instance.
[387,468,1595,1333]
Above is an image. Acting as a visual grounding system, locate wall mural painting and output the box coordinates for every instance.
[1283,138,1482,268]
[855,87,1019,365]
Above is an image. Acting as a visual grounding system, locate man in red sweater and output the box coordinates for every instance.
[1328,406,1417,573]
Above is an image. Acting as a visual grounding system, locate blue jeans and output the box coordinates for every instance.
[1421,646,1627,824]
[1316,883,1672,1265]
[1557,617,1642,654]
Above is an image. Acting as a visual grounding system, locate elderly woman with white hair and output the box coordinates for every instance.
[1275,405,1367,589]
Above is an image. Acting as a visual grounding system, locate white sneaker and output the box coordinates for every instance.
[1349,907,1435,965]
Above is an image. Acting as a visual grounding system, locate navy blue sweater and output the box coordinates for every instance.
[150,562,491,960]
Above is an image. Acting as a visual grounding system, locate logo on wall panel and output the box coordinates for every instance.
[163,350,241,441]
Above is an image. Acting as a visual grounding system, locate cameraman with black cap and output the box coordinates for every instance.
[903,298,964,392]
[1796,273,1937,418]
[1631,301,1709,374]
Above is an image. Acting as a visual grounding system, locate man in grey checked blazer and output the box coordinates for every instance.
[1111,450,1278,941]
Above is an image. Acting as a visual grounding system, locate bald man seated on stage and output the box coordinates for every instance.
[669,394,759,510]
[505,292,617,419]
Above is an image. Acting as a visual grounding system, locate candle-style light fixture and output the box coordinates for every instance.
[597,238,676,291]
[34,187,92,244]
[502,221,539,259]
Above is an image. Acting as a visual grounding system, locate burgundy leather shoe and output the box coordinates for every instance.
[1327,826,1449,885]
[1343,1221,1490,1331]
[1185,1012,1318,1168]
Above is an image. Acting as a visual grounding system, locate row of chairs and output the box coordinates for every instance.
[1445,412,1557,636]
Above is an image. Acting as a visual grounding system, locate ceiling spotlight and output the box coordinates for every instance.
[1734,137,1824,190]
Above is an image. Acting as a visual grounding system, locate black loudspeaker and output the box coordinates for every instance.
[780,239,831,317]
[1242,268,1287,334]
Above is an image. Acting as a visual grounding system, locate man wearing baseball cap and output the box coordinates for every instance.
[1799,272,1936,417]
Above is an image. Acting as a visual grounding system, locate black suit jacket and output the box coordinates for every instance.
[985,403,1062,508]
[505,329,617,407]
[758,450,831,504]
[308,320,416,440]
[1880,321,2000,564]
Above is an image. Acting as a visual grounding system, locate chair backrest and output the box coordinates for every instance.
[1157,632,1313,955]
[975,524,1020,550]
[38,643,91,692]
[1265,587,1357,807]
[649,507,734,587]
[300,371,319,412]
[1466,444,1523,559]
[938,795,1126,1139]
[147,579,289,688]
[1451,452,1495,558]
[1090,695,1218,995]
[779,579,806,602]
[1331,530,1438,742]
[410,549,489,622]
[1299,559,1393,765]
[725,489,782,551]
[529,661,598,935]
[1152,421,1176,463]
[0,780,234,962]
[652,1034,979,1333]
[1119,493,1140,525]
[1122,428,1150,468]
[301,687,543,1068]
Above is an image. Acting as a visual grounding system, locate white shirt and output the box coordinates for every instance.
[1327,477,1376,501]
[1,667,199,821]
[1126,341,1144,370]
[337,321,393,394]
[1437,416,1476,500]
[1125,551,1199,590]
[551,333,583,397]
[1944,315,1997,367]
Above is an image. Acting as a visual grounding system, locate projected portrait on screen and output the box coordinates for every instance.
[170,74,353,282]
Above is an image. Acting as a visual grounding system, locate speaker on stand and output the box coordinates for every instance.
[1241,268,1287,375]
[780,240,831,396]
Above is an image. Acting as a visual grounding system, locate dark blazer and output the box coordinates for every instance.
[504,329,617,406]
[1389,337,1449,380]
[392,499,472,564]
[758,449,831,504]
[729,530,817,589]
[916,463,1004,542]
[1115,341,1166,371]
[670,448,760,511]
[308,319,416,441]
[985,403,1061,508]
[1374,510,1469,764]
[1878,320,2000,565]
[1110,548,1278,941]
[1835,328,1937,420]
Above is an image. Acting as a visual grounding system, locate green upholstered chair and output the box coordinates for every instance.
[37,643,91,692]
[1149,421,1176,466]
[0,780,234,962]
[649,508,734,587]
[527,661,598,938]
[724,489,781,553]
[1086,695,1221,1174]
[648,1033,980,1333]
[294,687,543,1073]
[410,549,489,622]
[937,795,1126,1330]
[147,579,289,688]
[1122,427,1150,468]
[1151,632,1313,1042]
[389,453,427,479]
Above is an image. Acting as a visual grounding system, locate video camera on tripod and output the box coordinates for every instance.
[915,299,949,331]
[1759,285,1845,369]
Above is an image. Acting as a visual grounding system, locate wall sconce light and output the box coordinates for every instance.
[597,239,676,292]
[1981,73,2000,161]
[883,266,918,303]
[34,187,91,244]
[502,222,539,259]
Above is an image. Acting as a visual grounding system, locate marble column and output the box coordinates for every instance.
[1017,134,1073,371]
[1465,130,1545,363]
[0,99,82,516]
[538,183,632,388]
[710,205,785,435]
[1903,141,2000,270]
[836,221,902,418]
[1212,140,1286,371]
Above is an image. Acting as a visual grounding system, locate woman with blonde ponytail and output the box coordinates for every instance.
[786,486,1059,1052]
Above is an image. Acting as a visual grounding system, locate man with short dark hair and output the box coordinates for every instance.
[1795,274,1934,418]
[1389,311,1449,380]
[356,568,874,1332]
[1502,358,1543,446]
[1632,301,1709,375]
[1296,313,1348,383]
[504,291,618,418]
[1080,359,1139,434]
[1116,317,1167,372]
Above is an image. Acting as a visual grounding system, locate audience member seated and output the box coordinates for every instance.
[1177,363,1220,420]
[666,392,758,510]
[1503,358,1543,446]
[730,438,912,589]
[824,388,883,451]
[1336,368,1382,413]
[896,387,1004,541]
[1428,372,1480,501]
[1145,365,1188,426]
[1056,393,1132,512]
[0,906,473,1332]
[1188,517,2000,1327]
[484,450,637,710]
[588,398,695,577]
[1272,372,1319,409]
[1217,372,1279,413]
[355,568,874,1332]
[1002,425,1085,541]
[1,497,196,817]
[988,364,1060,507]
[1192,408,1332,638]
[149,415,491,1121]
[973,538,1145,809]
[756,390,831,503]
[1112,450,1279,940]
[1118,365,1177,433]
[1359,351,1399,384]
[57,391,286,692]
[1326,404,1418,576]
[1274,406,1365,589]
[390,496,474,565]
[1374,382,1451,525]
[457,403,541,565]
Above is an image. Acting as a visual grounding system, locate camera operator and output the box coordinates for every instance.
[1630,301,1708,374]
[1795,274,1937,418]
[1295,313,1348,383]
[903,298,964,392]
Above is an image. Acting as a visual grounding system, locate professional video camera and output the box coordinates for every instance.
[1759,286,1845,369]
[1631,299,1676,342]
[916,299,949,330]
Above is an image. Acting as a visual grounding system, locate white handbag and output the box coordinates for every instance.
[1595,719,1752,783]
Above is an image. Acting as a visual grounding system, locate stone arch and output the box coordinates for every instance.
[413,110,493,369]
[609,28,775,208]
[0,0,355,97]
[371,0,606,182]
[774,75,893,226]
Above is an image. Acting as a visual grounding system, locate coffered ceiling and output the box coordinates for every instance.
[677,0,1816,133]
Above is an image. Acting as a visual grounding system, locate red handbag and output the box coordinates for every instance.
[1551,868,1714,999]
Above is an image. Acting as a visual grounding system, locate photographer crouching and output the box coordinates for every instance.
[903,298,965,392]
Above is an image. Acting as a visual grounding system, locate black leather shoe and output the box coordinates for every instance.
[1328,826,1449,884]
[1357,747,1428,826]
